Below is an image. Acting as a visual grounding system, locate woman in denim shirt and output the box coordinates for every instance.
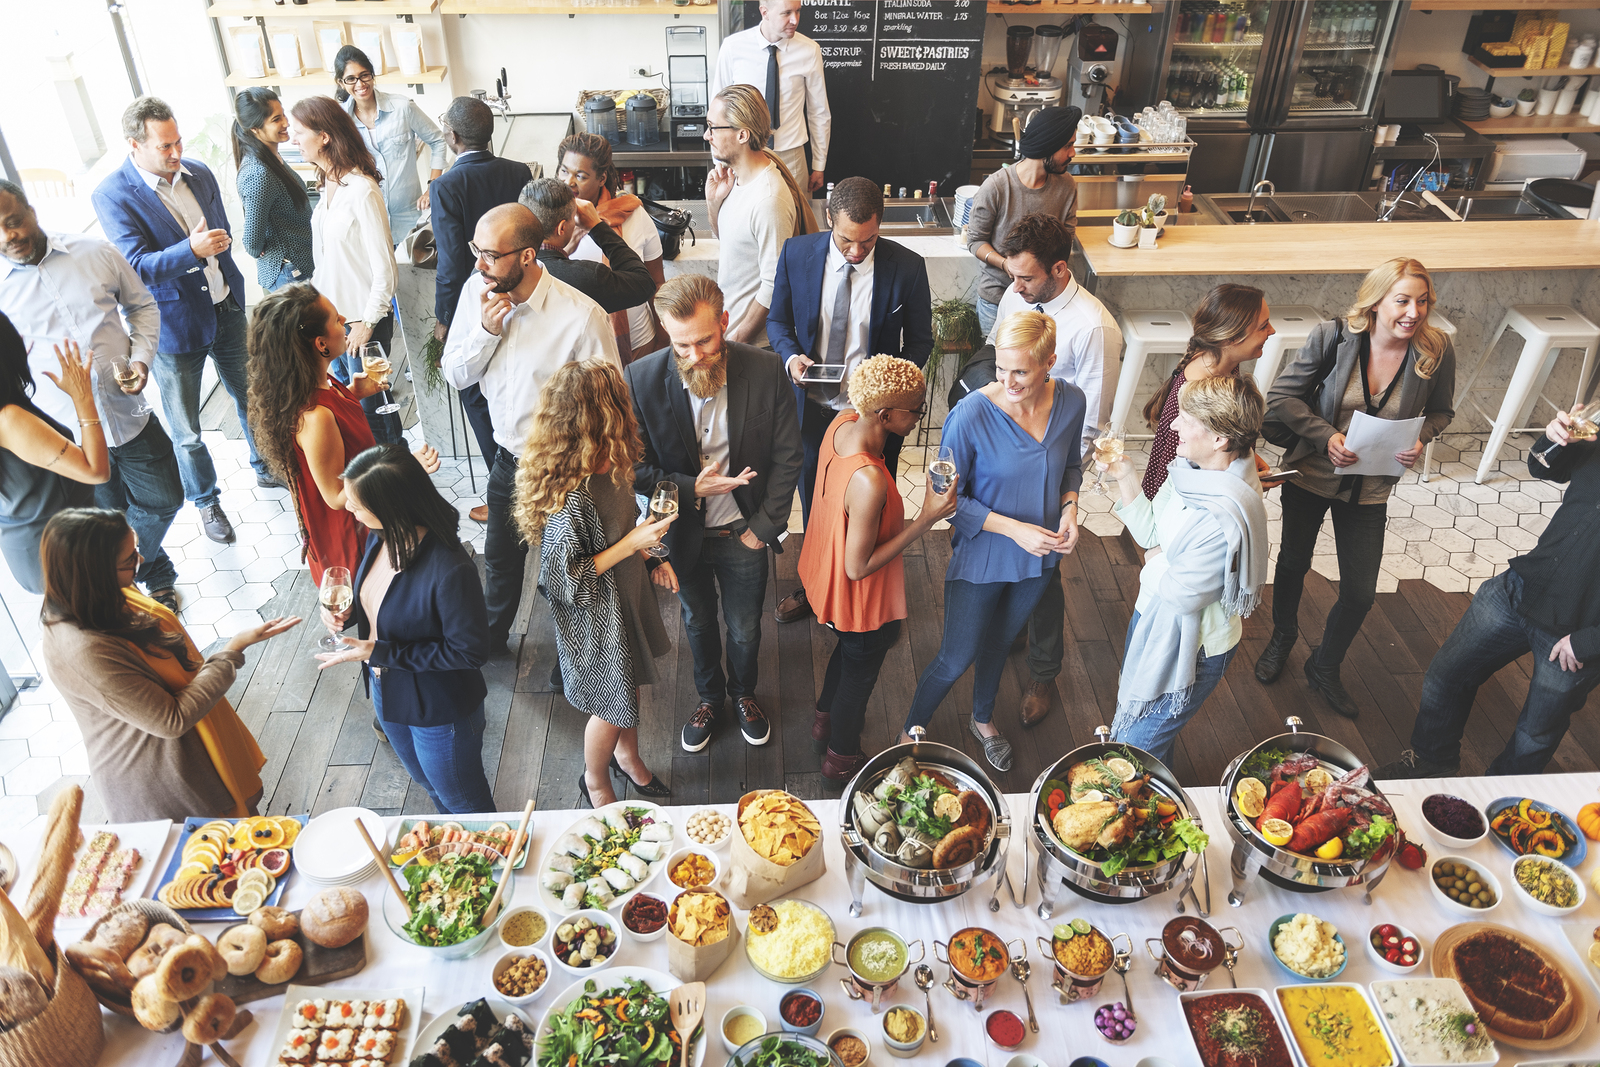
[335,45,447,241]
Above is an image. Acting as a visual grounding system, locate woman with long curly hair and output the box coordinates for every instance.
[515,360,675,807]
[247,284,437,596]
[39,508,300,820]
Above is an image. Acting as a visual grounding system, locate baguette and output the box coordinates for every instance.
[22,783,83,952]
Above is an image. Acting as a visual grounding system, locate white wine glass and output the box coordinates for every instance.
[360,342,400,416]
[316,566,353,652]
[110,355,152,416]
[928,445,956,494]
[1533,400,1600,466]
[1090,425,1126,496]
[645,482,678,558]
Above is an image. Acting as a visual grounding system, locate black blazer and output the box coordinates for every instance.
[352,532,489,727]
[536,220,656,314]
[766,232,934,368]
[625,342,803,571]
[431,152,534,327]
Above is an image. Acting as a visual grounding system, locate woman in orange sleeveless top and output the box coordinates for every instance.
[798,356,958,784]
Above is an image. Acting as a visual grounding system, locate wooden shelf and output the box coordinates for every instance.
[1413,0,1600,9]
[208,0,438,16]
[1462,112,1599,133]
[225,64,446,87]
[440,0,716,12]
[1467,56,1600,79]
[988,2,1153,12]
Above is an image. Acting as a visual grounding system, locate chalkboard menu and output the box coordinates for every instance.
[737,0,985,195]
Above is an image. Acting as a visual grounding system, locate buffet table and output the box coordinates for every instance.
[40,772,1600,1067]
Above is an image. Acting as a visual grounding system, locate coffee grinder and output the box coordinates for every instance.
[1067,22,1119,116]
[666,25,708,149]
[988,25,1064,142]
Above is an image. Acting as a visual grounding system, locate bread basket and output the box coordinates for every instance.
[0,941,106,1067]
[80,898,197,1029]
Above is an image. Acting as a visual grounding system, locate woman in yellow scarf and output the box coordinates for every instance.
[38,509,301,821]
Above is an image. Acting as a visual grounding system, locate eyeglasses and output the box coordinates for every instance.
[881,405,927,419]
[703,124,740,133]
[468,242,530,265]
[339,72,376,88]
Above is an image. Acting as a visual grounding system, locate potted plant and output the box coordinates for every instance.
[1516,87,1538,116]
[1143,192,1169,233]
[928,298,982,395]
[1113,209,1139,247]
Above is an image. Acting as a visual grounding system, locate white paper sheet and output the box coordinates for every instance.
[1342,410,1424,477]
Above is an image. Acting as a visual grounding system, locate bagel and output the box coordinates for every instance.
[181,993,237,1045]
[185,933,229,982]
[126,923,184,979]
[131,975,180,1031]
[255,939,302,985]
[89,910,149,958]
[216,924,268,976]
[154,942,211,1002]
[248,905,299,941]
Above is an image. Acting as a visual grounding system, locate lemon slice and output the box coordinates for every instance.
[1261,818,1294,847]
[1315,837,1344,860]
[390,847,419,867]
[1589,941,1600,967]
[1077,790,1106,805]
[1105,757,1138,781]
[231,887,265,916]
[933,793,964,820]
[1304,768,1333,794]
[237,868,273,893]
[1234,777,1267,820]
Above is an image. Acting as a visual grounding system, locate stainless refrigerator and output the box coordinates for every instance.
[1119,1,1410,193]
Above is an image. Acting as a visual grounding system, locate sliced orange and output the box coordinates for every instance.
[273,816,303,848]
[1260,818,1294,847]
[250,821,286,849]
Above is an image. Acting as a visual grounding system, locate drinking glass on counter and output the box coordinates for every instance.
[1533,399,1600,466]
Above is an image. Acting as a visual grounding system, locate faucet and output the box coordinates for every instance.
[475,67,513,119]
[1244,180,1275,224]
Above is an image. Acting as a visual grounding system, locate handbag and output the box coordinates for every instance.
[395,212,436,269]
[1260,319,1341,450]
[640,196,695,260]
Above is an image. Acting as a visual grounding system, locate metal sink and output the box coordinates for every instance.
[809,198,954,235]
[1208,195,1293,224]
[1207,190,1559,224]
[1454,196,1554,219]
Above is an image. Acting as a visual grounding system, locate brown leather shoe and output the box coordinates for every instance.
[775,586,812,623]
[469,504,488,523]
[811,709,831,754]
[1020,680,1054,727]
[820,748,868,785]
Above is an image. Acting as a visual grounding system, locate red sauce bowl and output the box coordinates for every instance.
[986,1009,1026,1051]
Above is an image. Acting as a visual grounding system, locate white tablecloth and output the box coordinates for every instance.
[34,772,1600,1067]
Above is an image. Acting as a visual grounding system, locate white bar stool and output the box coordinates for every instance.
[1246,305,1325,396]
[1459,305,1600,483]
[1416,309,1458,483]
[1109,309,1194,439]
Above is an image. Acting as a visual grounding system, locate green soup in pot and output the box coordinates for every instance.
[849,930,909,983]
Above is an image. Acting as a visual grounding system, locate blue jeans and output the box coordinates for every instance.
[267,259,306,292]
[676,530,769,706]
[976,297,1000,339]
[151,297,267,504]
[1110,609,1238,766]
[819,620,902,756]
[902,573,1052,731]
[331,315,402,445]
[95,417,183,592]
[1411,568,1600,775]
[483,448,526,648]
[373,680,496,814]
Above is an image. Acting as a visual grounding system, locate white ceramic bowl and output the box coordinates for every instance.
[1007,1057,1048,1067]
[620,892,669,943]
[663,846,722,893]
[1420,794,1489,850]
[1364,922,1424,974]
[825,1027,872,1067]
[491,948,553,1007]
[880,1006,926,1058]
[1428,856,1502,917]
[550,909,621,976]
[721,1006,769,1055]
[683,808,733,851]
[1511,854,1587,917]
[1489,102,1516,118]
[497,904,550,952]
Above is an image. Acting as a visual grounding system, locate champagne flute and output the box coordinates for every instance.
[110,355,152,416]
[1533,400,1600,466]
[1089,425,1125,496]
[645,482,678,558]
[316,566,353,652]
[360,342,400,416]
[928,445,956,494]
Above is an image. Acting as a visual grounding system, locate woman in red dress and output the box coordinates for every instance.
[246,283,438,584]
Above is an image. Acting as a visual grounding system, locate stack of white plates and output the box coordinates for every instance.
[293,806,387,886]
[953,184,980,227]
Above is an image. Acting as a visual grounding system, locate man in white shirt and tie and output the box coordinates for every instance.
[712,0,831,192]
[0,180,185,611]
[989,212,1122,727]
[442,203,618,654]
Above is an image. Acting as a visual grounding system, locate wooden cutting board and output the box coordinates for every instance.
[212,910,367,1005]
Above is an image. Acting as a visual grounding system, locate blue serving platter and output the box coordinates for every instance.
[1485,796,1587,867]
[152,815,307,922]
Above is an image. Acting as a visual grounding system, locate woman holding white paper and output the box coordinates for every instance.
[334,44,446,242]
[1254,257,1456,718]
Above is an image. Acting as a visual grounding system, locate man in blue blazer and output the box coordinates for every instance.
[767,176,932,621]
[429,97,533,521]
[91,96,266,544]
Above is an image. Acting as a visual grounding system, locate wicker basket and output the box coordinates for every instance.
[80,898,196,1029]
[0,942,105,1067]
[573,88,668,135]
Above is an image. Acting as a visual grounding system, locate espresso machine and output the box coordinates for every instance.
[666,25,708,149]
[988,24,1065,142]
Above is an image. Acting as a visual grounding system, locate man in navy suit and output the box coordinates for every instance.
[429,97,533,523]
[92,96,266,543]
[767,176,932,622]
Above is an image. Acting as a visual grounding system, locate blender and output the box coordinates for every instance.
[989,25,1064,142]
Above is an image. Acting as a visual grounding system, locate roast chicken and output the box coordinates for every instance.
[1051,799,1136,851]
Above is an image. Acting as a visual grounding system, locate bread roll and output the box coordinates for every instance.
[248,905,299,941]
[89,909,148,958]
[0,965,47,1027]
[301,887,368,948]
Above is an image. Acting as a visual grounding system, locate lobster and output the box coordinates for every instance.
[1270,753,1320,786]
[1257,780,1302,828]
[1288,806,1353,853]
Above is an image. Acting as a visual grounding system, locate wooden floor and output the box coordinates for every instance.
[230,529,1600,821]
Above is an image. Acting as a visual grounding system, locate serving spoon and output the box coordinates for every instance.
[1010,957,1039,1033]
[914,964,939,1043]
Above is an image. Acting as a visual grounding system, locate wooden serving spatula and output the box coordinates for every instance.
[668,981,706,1067]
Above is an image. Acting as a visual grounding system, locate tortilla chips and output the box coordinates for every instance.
[739,791,821,867]
[668,888,730,947]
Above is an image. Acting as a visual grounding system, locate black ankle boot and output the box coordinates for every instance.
[1254,629,1296,683]
[1303,646,1359,719]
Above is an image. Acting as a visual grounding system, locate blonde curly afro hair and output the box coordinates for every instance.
[847,354,926,415]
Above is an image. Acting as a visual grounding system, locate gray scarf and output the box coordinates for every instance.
[1166,455,1269,619]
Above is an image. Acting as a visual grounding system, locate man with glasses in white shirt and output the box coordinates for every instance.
[711,0,831,192]
[0,180,185,611]
[441,203,618,655]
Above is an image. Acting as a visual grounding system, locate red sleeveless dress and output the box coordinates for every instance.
[293,380,375,583]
